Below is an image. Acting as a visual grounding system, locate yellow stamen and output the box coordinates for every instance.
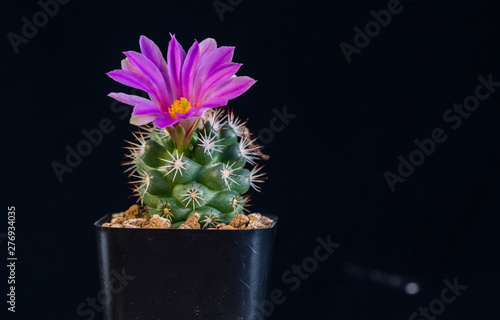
[168,97,192,119]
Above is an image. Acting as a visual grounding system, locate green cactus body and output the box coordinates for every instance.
[125,109,266,228]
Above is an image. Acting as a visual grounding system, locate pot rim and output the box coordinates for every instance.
[94,213,278,231]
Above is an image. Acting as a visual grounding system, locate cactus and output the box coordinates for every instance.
[123,108,266,228]
[107,34,265,228]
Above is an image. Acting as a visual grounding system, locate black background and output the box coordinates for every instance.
[2,0,500,319]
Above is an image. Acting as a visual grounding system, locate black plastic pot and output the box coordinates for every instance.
[94,214,277,320]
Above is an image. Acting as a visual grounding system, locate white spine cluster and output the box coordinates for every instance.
[180,184,207,210]
[196,126,226,161]
[158,149,188,182]
[122,126,151,177]
[129,167,150,204]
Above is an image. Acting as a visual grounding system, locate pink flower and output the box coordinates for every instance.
[107,34,256,128]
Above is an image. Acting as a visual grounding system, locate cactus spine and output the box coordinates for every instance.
[124,108,266,228]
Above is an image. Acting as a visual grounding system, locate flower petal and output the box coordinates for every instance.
[121,58,135,72]
[167,34,186,100]
[154,114,178,128]
[130,114,157,126]
[199,63,242,96]
[193,46,235,100]
[139,36,172,99]
[196,46,235,81]
[181,108,209,121]
[133,102,161,115]
[181,40,200,99]
[198,96,228,109]
[108,92,152,106]
[198,38,217,56]
[139,35,169,79]
[107,70,159,103]
[204,76,256,102]
[123,51,170,111]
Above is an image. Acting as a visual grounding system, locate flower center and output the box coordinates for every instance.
[168,97,191,118]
